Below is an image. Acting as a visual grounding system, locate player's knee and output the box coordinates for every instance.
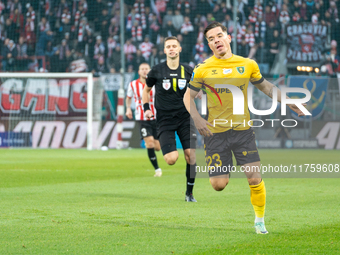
[164,154,178,165]
[210,178,229,191]
[248,178,261,186]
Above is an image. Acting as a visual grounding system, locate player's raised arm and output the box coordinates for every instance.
[142,85,154,119]
[253,79,306,117]
[184,88,213,137]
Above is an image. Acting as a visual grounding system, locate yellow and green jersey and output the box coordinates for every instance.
[189,54,264,133]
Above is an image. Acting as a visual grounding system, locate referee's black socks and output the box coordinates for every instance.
[147,148,159,170]
[186,163,196,195]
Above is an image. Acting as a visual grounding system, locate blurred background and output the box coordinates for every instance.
[0,0,339,150]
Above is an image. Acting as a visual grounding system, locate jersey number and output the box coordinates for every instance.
[206,153,222,167]
[141,128,147,137]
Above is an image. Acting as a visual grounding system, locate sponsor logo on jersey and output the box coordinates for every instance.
[236,66,245,74]
[178,79,187,90]
[170,73,178,76]
[212,70,218,75]
[162,79,171,90]
[223,68,232,75]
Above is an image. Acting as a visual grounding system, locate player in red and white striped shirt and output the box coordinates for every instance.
[126,63,162,177]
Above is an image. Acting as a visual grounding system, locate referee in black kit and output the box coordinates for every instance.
[142,36,198,202]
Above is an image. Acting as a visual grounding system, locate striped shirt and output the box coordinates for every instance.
[127,79,156,121]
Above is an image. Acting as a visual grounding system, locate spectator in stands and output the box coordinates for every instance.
[70,48,89,73]
[206,13,215,24]
[148,13,160,43]
[26,4,35,23]
[36,29,53,57]
[100,8,110,41]
[59,9,72,41]
[197,0,212,15]
[74,3,87,30]
[47,7,57,31]
[193,38,207,64]
[264,5,277,25]
[180,16,194,35]
[5,18,16,41]
[16,36,28,59]
[292,11,301,23]
[300,2,308,21]
[57,39,70,72]
[77,17,90,49]
[2,40,17,71]
[163,9,174,28]
[56,0,69,20]
[12,0,22,14]
[93,0,106,30]
[177,33,190,63]
[10,8,23,41]
[163,20,177,38]
[107,44,121,72]
[131,20,143,42]
[124,38,137,66]
[133,48,147,71]
[329,40,340,73]
[83,28,95,59]
[24,16,36,56]
[93,35,105,60]
[107,35,117,59]
[254,40,269,65]
[291,0,300,16]
[268,30,280,69]
[92,55,107,76]
[149,46,160,67]
[65,49,74,72]
[172,9,184,31]
[139,35,153,61]
[279,4,290,32]
[266,20,277,45]
[248,10,257,25]
[155,0,167,19]
[254,17,266,43]
[109,18,120,38]
[45,41,58,72]
[39,17,50,33]
[212,4,224,22]
[306,0,315,19]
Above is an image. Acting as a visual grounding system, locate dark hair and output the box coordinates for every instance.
[204,21,228,38]
[164,36,180,44]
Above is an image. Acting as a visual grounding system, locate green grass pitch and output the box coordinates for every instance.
[0,149,339,254]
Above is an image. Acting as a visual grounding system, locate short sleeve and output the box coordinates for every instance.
[249,60,264,85]
[146,68,157,88]
[126,82,133,98]
[188,66,204,92]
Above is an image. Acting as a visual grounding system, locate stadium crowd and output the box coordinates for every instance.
[0,0,339,74]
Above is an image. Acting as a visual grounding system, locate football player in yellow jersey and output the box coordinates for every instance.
[184,22,306,234]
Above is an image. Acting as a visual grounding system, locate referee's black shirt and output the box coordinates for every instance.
[146,61,193,114]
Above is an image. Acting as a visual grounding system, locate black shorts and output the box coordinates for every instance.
[204,128,260,177]
[156,110,197,155]
[138,120,158,140]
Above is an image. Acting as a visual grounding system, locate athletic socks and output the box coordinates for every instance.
[186,163,196,195]
[249,179,266,221]
[147,148,159,170]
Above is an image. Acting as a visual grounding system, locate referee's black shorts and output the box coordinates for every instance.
[156,110,197,155]
[137,120,158,140]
